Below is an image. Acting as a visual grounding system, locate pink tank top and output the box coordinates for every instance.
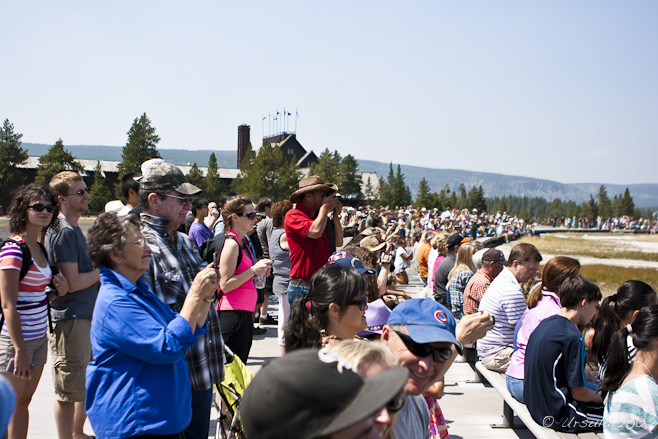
[218,231,257,312]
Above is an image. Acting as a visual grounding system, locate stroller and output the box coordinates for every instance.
[214,347,253,439]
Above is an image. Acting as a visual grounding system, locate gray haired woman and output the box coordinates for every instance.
[84,212,218,439]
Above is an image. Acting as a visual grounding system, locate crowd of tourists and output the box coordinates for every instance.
[549,214,657,232]
[0,161,656,439]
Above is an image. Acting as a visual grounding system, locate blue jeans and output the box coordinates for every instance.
[506,375,524,403]
[287,282,310,307]
[184,387,213,439]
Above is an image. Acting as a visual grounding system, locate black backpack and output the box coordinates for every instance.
[0,238,53,331]
[199,233,243,270]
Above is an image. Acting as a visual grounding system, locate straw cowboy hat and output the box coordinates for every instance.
[289,175,338,203]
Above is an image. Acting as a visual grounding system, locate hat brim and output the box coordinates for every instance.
[174,181,203,195]
[336,236,354,250]
[361,241,386,252]
[406,325,463,355]
[289,183,338,203]
[319,367,408,436]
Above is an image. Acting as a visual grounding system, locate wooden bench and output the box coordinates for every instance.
[474,361,603,439]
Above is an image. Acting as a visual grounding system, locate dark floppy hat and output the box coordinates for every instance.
[241,348,408,439]
[139,162,202,196]
[289,175,338,203]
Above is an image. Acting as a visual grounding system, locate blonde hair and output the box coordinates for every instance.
[430,231,450,250]
[326,340,399,377]
[49,171,83,197]
[448,243,476,283]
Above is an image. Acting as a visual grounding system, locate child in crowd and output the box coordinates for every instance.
[599,305,658,438]
[524,275,604,433]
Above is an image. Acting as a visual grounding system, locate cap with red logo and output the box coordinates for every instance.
[387,298,462,355]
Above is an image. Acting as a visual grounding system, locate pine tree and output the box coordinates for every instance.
[232,142,300,201]
[457,184,468,209]
[378,164,395,207]
[88,161,113,212]
[204,153,223,203]
[496,198,507,213]
[364,177,377,204]
[0,119,29,208]
[392,165,411,208]
[35,139,84,185]
[117,113,161,176]
[186,163,205,192]
[596,185,612,218]
[415,178,431,208]
[338,154,361,195]
[310,148,341,185]
[468,185,487,212]
[620,188,635,216]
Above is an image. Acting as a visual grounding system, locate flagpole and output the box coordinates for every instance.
[295,108,298,134]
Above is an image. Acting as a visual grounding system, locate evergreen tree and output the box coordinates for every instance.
[391,165,411,208]
[586,194,599,220]
[468,185,487,212]
[0,119,29,208]
[338,154,361,195]
[117,113,161,176]
[186,163,205,192]
[612,194,620,217]
[232,142,300,201]
[415,178,431,208]
[204,153,223,203]
[448,191,458,210]
[35,138,84,185]
[596,185,612,218]
[88,161,113,212]
[310,148,341,185]
[364,177,378,204]
[495,198,507,213]
[457,184,468,209]
[378,164,395,207]
[620,188,635,216]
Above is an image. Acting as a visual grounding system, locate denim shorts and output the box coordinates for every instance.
[287,282,310,307]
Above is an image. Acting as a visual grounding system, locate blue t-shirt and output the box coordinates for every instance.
[524,314,603,433]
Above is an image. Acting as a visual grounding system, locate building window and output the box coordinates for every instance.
[287,148,294,155]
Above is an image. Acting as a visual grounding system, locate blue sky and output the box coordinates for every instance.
[3,1,657,185]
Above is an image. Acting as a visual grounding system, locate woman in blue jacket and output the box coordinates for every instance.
[85,213,219,439]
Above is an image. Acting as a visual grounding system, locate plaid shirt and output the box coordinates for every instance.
[462,268,494,315]
[140,214,224,391]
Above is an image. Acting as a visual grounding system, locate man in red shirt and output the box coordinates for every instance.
[284,175,343,306]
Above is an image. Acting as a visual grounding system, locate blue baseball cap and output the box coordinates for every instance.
[330,254,375,276]
[387,298,462,355]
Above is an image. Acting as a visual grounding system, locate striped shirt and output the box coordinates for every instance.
[477,267,527,358]
[0,237,51,340]
[604,374,658,439]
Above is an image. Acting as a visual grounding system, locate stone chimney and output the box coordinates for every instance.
[237,124,250,168]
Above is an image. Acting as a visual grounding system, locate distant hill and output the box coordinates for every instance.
[22,143,658,209]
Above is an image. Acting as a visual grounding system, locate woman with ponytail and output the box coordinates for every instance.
[591,281,657,374]
[506,256,581,402]
[600,305,658,438]
[283,263,368,352]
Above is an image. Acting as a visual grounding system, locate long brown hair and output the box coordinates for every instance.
[526,256,581,309]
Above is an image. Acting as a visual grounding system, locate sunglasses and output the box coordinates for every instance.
[164,193,194,204]
[393,330,453,363]
[28,203,55,213]
[66,187,90,196]
[385,391,406,413]
[349,295,368,311]
[238,212,257,220]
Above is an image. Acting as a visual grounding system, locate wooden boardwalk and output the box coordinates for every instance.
[25,270,535,438]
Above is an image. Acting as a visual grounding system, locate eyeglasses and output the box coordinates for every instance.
[385,391,406,413]
[66,187,90,196]
[393,330,453,363]
[164,193,194,204]
[523,263,540,274]
[349,295,368,311]
[125,237,146,248]
[28,203,55,213]
[237,212,257,220]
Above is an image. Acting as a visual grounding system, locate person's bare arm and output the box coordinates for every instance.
[179,265,217,330]
[0,269,32,379]
[571,386,603,404]
[424,378,445,399]
[456,311,495,346]
[332,209,343,248]
[307,195,341,239]
[57,261,99,293]
[219,240,271,293]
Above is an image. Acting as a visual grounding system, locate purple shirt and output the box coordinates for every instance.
[506,289,561,379]
[188,222,212,252]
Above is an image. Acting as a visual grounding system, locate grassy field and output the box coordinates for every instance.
[519,233,658,262]
[579,265,658,297]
